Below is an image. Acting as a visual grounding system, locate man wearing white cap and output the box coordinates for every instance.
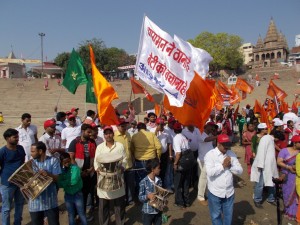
[251,130,279,208]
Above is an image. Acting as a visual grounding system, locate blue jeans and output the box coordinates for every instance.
[142,212,162,225]
[134,160,148,192]
[65,191,87,225]
[30,207,59,225]
[208,191,234,225]
[253,172,275,203]
[0,184,25,225]
[164,160,174,190]
[124,170,135,203]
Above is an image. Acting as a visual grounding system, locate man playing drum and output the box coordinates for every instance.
[94,125,127,225]
[0,128,26,225]
[29,141,61,225]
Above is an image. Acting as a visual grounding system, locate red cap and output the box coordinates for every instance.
[117,118,128,126]
[173,122,182,130]
[44,119,56,129]
[122,109,129,115]
[70,107,79,113]
[168,117,176,123]
[68,114,76,120]
[66,111,72,115]
[155,118,165,124]
[90,123,98,128]
[291,135,300,143]
[217,134,231,144]
[103,126,113,132]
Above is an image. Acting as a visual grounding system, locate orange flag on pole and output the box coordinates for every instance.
[254,99,262,114]
[130,77,145,94]
[89,45,119,125]
[235,78,254,93]
[129,77,154,102]
[217,80,232,95]
[229,85,241,105]
[267,80,287,101]
[163,72,216,131]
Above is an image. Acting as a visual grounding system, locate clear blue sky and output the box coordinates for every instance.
[1,0,299,61]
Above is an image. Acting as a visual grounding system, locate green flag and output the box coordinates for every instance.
[62,48,87,94]
[86,74,97,104]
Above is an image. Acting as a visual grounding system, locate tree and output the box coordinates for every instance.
[77,38,107,73]
[188,32,243,71]
[54,52,70,73]
[54,38,137,75]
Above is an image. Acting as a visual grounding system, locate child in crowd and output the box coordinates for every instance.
[58,152,87,225]
[139,158,163,225]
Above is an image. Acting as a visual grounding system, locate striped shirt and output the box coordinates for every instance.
[139,176,162,214]
[28,156,61,212]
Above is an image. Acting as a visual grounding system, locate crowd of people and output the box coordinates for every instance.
[0,102,300,225]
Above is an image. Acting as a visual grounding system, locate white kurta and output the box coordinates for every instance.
[250,135,278,186]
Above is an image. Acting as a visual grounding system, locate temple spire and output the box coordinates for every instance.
[256,35,263,48]
[264,18,279,44]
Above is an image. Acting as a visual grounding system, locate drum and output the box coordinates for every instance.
[96,153,124,191]
[148,184,171,211]
[8,159,53,200]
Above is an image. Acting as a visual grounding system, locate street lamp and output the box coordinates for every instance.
[38,32,45,78]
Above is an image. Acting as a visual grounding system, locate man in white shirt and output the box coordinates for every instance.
[205,134,243,225]
[150,118,172,190]
[173,122,192,208]
[61,114,81,151]
[15,113,38,161]
[70,107,82,126]
[182,125,201,189]
[251,134,278,208]
[127,120,138,137]
[197,122,218,206]
[94,126,127,225]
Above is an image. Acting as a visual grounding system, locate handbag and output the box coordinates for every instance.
[178,149,196,171]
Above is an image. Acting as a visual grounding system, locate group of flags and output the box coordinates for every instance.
[62,47,119,125]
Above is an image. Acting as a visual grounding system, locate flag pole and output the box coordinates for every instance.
[274,96,280,114]
[56,85,64,108]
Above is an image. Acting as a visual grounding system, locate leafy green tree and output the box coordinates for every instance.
[54,38,137,75]
[77,38,107,73]
[188,32,243,71]
[54,52,70,73]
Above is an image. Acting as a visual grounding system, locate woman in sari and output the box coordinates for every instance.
[277,135,300,221]
[242,122,256,175]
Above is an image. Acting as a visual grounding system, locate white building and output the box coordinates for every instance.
[240,43,254,65]
[296,34,300,47]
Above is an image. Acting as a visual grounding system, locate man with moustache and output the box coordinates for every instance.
[68,124,96,221]
[0,129,26,225]
[16,113,38,161]
[95,126,127,225]
[205,134,243,225]
[29,141,61,225]
[39,119,65,157]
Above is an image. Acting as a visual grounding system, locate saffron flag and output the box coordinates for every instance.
[217,81,232,95]
[89,46,119,125]
[130,77,145,94]
[163,72,216,131]
[235,78,254,94]
[254,99,262,114]
[267,80,287,101]
[229,85,241,105]
[62,48,87,94]
[130,77,155,102]
[86,74,97,104]
[135,16,212,107]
